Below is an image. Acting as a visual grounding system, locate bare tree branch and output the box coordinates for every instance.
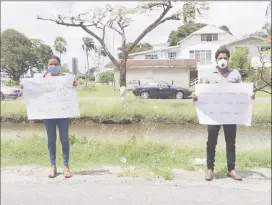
[117,18,127,60]
[251,42,271,94]
[128,1,173,52]
[37,16,120,69]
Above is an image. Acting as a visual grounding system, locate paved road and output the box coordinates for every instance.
[1,167,271,205]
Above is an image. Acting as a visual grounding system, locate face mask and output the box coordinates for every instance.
[217,59,228,69]
[47,65,61,74]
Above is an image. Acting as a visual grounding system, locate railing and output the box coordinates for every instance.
[190,78,198,87]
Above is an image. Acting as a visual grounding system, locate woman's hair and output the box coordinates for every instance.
[49,55,61,64]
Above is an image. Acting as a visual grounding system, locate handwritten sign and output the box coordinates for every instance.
[21,75,80,120]
[195,83,253,126]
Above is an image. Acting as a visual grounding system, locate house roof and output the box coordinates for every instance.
[221,36,267,47]
[193,24,227,34]
[128,45,179,56]
[105,59,197,69]
[177,24,231,45]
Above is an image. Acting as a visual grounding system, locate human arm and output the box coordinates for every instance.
[192,77,207,102]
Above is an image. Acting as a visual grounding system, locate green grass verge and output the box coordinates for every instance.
[76,84,134,98]
[1,99,271,126]
[255,90,271,98]
[1,135,271,180]
[77,84,271,99]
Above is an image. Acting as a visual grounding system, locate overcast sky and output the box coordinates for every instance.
[1,1,270,73]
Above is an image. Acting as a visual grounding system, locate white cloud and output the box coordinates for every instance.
[1,1,270,73]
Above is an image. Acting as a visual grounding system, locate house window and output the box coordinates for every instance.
[189,50,212,63]
[145,54,158,59]
[189,50,195,59]
[213,34,218,41]
[168,52,176,59]
[201,34,218,41]
[145,82,159,87]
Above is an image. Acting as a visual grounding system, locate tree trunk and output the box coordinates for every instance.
[85,51,89,87]
[119,60,127,101]
[86,52,90,84]
[12,73,21,82]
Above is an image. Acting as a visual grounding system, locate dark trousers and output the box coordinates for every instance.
[206,125,236,172]
[43,118,70,166]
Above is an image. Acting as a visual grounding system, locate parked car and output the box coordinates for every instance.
[132,81,192,99]
[0,85,23,100]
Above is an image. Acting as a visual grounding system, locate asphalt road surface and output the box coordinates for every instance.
[1,167,271,205]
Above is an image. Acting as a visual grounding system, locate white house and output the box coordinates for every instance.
[105,59,197,90]
[221,36,271,68]
[105,24,271,88]
[129,25,237,81]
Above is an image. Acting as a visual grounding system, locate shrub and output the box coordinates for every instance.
[4,79,19,87]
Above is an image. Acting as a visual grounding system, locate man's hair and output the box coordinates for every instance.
[215,47,230,59]
[49,55,61,64]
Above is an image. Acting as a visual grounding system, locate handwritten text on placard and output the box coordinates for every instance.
[194,83,253,126]
[21,75,80,120]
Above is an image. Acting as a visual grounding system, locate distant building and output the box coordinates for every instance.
[105,59,197,89]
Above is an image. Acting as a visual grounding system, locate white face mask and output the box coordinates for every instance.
[217,59,228,69]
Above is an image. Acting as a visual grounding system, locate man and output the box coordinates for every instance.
[193,47,255,181]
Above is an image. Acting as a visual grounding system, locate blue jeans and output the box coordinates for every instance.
[43,118,70,166]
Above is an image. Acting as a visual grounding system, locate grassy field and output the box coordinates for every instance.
[255,90,271,98]
[1,135,270,179]
[77,84,271,98]
[1,99,271,126]
[76,84,134,98]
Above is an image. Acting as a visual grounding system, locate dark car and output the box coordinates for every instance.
[132,81,192,99]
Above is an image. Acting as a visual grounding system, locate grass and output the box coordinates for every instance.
[1,99,271,126]
[255,90,271,98]
[77,84,271,99]
[1,135,271,180]
[76,84,134,98]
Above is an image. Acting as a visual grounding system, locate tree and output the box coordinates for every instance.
[118,42,153,59]
[99,71,114,84]
[53,36,67,61]
[229,47,250,70]
[168,20,206,46]
[1,29,37,81]
[265,2,271,19]
[37,1,209,98]
[261,23,271,37]
[82,37,96,85]
[31,39,54,73]
[60,64,70,73]
[248,23,271,39]
[250,45,271,95]
[219,25,232,35]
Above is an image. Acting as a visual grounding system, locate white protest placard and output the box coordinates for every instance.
[21,75,80,120]
[194,83,253,126]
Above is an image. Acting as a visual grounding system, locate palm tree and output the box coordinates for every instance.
[82,37,97,85]
[265,2,271,18]
[53,37,67,61]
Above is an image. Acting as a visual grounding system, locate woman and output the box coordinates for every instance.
[24,55,76,178]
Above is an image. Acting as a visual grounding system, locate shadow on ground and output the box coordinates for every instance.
[215,167,271,180]
[73,169,111,176]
